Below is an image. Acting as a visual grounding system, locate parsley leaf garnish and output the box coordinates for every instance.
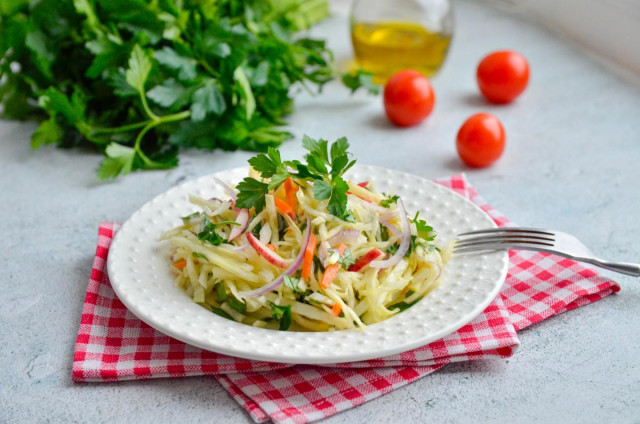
[197,216,238,245]
[215,283,227,303]
[386,212,437,256]
[411,212,436,241]
[210,306,233,321]
[268,302,292,331]
[380,194,399,208]
[227,297,247,314]
[181,212,201,224]
[338,248,356,270]
[236,136,356,221]
[235,178,269,212]
[192,252,208,262]
[390,296,423,312]
[284,275,303,293]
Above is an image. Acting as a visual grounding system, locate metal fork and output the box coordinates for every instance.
[454,227,640,277]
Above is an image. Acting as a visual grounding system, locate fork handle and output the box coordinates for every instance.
[586,259,640,277]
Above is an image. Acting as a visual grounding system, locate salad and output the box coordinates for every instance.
[161,136,450,331]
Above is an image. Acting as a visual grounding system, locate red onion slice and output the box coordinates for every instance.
[370,199,411,269]
[380,211,398,221]
[213,176,237,202]
[233,242,249,251]
[434,263,442,281]
[379,218,401,238]
[239,215,311,298]
[228,209,249,241]
[327,229,360,246]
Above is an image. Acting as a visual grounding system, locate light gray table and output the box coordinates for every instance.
[2,1,639,423]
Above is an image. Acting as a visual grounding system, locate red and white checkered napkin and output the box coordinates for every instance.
[73,174,620,424]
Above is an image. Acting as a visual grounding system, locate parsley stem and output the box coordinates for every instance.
[139,92,160,121]
[133,110,191,167]
[159,110,191,124]
[91,120,151,135]
[198,60,219,78]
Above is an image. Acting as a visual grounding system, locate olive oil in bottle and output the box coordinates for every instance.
[351,21,452,83]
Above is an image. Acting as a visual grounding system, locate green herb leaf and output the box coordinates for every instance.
[147,79,188,108]
[235,177,269,212]
[338,248,356,270]
[192,252,208,262]
[302,135,329,163]
[153,46,197,81]
[210,306,233,320]
[215,283,227,303]
[181,212,201,223]
[97,143,136,181]
[37,87,85,126]
[197,216,226,245]
[380,194,399,208]
[190,80,226,121]
[389,296,423,312]
[313,180,332,200]
[326,178,349,219]
[284,275,303,293]
[248,147,285,178]
[125,44,152,94]
[268,301,292,331]
[341,69,380,95]
[411,212,436,241]
[31,117,62,149]
[227,297,247,314]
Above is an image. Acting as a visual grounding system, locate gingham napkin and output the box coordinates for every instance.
[73,174,620,424]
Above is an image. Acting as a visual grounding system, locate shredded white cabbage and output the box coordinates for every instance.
[162,176,449,332]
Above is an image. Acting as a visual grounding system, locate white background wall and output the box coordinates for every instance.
[473,0,640,84]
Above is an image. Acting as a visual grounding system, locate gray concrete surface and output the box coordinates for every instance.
[2,1,639,423]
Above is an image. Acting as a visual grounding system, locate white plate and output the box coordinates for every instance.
[108,165,508,364]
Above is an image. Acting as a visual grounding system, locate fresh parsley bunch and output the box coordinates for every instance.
[0,0,377,179]
[236,135,356,222]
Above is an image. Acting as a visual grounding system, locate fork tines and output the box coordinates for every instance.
[454,227,555,252]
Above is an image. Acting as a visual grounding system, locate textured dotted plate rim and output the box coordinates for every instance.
[107,165,508,364]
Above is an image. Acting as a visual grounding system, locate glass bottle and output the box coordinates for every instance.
[350,0,454,83]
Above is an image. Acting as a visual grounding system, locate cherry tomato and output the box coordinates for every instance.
[383,70,435,126]
[476,50,529,104]
[456,113,505,167]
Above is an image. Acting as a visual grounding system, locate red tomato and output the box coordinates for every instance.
[456,113,505,167]
[476,50,530,104]
[383,70,435,126]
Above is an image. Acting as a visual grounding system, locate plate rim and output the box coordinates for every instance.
[108,165,509,364]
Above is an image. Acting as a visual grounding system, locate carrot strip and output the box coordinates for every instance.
[173,260,187,269]
[284,177,299,209]
[320,264,339,289]
[301,233,317,280]
[331,303,342,316]
[319,243,348,288]
[274,197,295,219]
